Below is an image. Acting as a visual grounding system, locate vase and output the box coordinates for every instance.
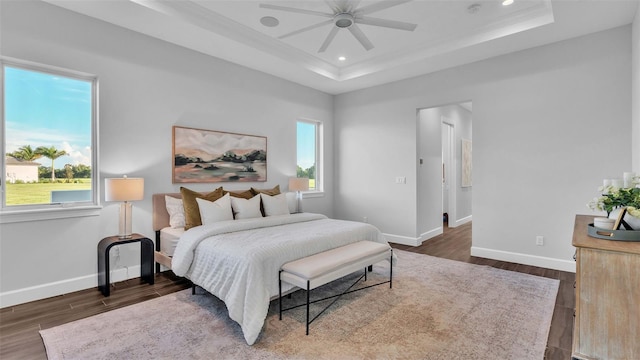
[608,208,640,230]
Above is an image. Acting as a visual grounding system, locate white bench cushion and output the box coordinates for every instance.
[280,241,391,289]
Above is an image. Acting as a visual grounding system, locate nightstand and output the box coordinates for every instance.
[97,233,154,296]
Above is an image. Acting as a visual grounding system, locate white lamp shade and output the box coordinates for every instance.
[289,177,309,192]
[105,177,144,202]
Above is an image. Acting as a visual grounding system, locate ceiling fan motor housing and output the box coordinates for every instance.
[334,13,354,28]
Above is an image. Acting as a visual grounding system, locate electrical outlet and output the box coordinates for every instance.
[363,216,368,223]
[395,176,406,184]
[536,236,544,246]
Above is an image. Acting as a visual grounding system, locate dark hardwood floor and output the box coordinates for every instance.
[0,221,575,359]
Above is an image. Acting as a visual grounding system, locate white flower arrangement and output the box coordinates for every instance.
[587,174,640,219]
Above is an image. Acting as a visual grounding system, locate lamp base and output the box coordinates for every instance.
[118,202,133,239]
[296,191,303,213]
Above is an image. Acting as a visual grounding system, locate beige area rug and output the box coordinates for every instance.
[40,250,559,360]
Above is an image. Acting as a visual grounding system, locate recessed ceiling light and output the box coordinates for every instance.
[260,16,279,27]
[338,56,346,61]
[502,0,514,6]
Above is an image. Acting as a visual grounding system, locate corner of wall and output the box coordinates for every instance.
[633,3,640,172]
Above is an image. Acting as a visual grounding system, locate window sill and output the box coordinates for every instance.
[0,205,102,224]
[302,191,324,199]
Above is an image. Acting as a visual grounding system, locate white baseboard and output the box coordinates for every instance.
[383,233,421,246]
[470,247,576,273]
[384,226,443,246]
[0,265,142,308]
[420,227,443,242]
[453,215,472,227]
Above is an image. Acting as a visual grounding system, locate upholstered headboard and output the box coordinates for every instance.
[152,192,182,232]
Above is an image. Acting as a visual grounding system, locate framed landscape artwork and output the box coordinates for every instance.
[172,126,267,183]
[461,138,472,187]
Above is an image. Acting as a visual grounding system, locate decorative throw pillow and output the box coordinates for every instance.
[230,195,263,219]
[285,192,297,214]
[250,184,281,196]
[224,189,255,199]
[165,195,185,228]
[180,186,224,230]
[196,194,233,225]
[260,193,290,216]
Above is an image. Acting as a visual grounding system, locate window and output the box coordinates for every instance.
[296,119,322,192]
[1,58,98,219]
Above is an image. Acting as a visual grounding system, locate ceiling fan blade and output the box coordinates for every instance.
[348,24,374,51]
[355,0,412,16]
[259,4,333,18]
[324,0,339,13]
[318,26,340,53]
[357,16,417,31]
[333,0,349,12]
[278,19,333,39]
[346,0,362,12]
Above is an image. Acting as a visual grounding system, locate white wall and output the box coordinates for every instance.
[335,26,632,272]
[417,104,473,243]
[0,1,334,307]
[417,108,443,243]
[633,5,640,173]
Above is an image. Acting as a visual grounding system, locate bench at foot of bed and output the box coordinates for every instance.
[278,240,393,335]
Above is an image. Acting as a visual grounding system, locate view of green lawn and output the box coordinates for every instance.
[6,178,311,205]
[6,180,91,205]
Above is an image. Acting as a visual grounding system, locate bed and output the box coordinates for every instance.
[151,190,392,345]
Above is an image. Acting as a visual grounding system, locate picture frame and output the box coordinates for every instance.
[172,126,267,183]
[461,138,472,187]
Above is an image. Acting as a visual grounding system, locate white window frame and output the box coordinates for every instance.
[296,119,323,196]
[0,57,100,223]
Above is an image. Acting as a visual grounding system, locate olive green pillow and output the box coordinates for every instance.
[180,186,224,230]
[250,185,281,196]
[224,189,255,199]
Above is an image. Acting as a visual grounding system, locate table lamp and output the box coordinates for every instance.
[105,175,144,239]
[289,177,309,213]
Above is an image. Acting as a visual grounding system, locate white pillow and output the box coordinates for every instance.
[230,195,263,219]
[285,192,297,214]
[165,195,185,228]
[261,193,290,216]
[196,193,233,225]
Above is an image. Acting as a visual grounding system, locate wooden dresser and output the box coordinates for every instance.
[571,215,640,360]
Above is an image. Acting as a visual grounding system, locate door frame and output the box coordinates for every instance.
[442,119,457,228]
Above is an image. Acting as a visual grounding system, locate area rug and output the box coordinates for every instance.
[40,250,559,360]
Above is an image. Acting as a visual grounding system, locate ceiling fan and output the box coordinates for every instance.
[259,0,418,53]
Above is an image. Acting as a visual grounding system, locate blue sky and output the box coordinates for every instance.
[4,66,92,168]
[296,121,316,170]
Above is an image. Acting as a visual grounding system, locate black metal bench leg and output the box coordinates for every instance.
[192,284,196,295]
[390,249,393,289]
[279,270,283,320]
[306,280,310,336]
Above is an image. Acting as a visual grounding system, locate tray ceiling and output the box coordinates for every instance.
[42,0,638,94]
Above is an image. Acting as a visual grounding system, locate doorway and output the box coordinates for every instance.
[416,102,472,242]
[442,120,454,228]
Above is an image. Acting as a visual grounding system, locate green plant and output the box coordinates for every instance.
[588,179,640,218]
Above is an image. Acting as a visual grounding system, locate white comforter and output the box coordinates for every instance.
[171,213,390,345]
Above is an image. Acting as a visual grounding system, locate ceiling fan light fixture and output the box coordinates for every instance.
[334,13,354,28]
